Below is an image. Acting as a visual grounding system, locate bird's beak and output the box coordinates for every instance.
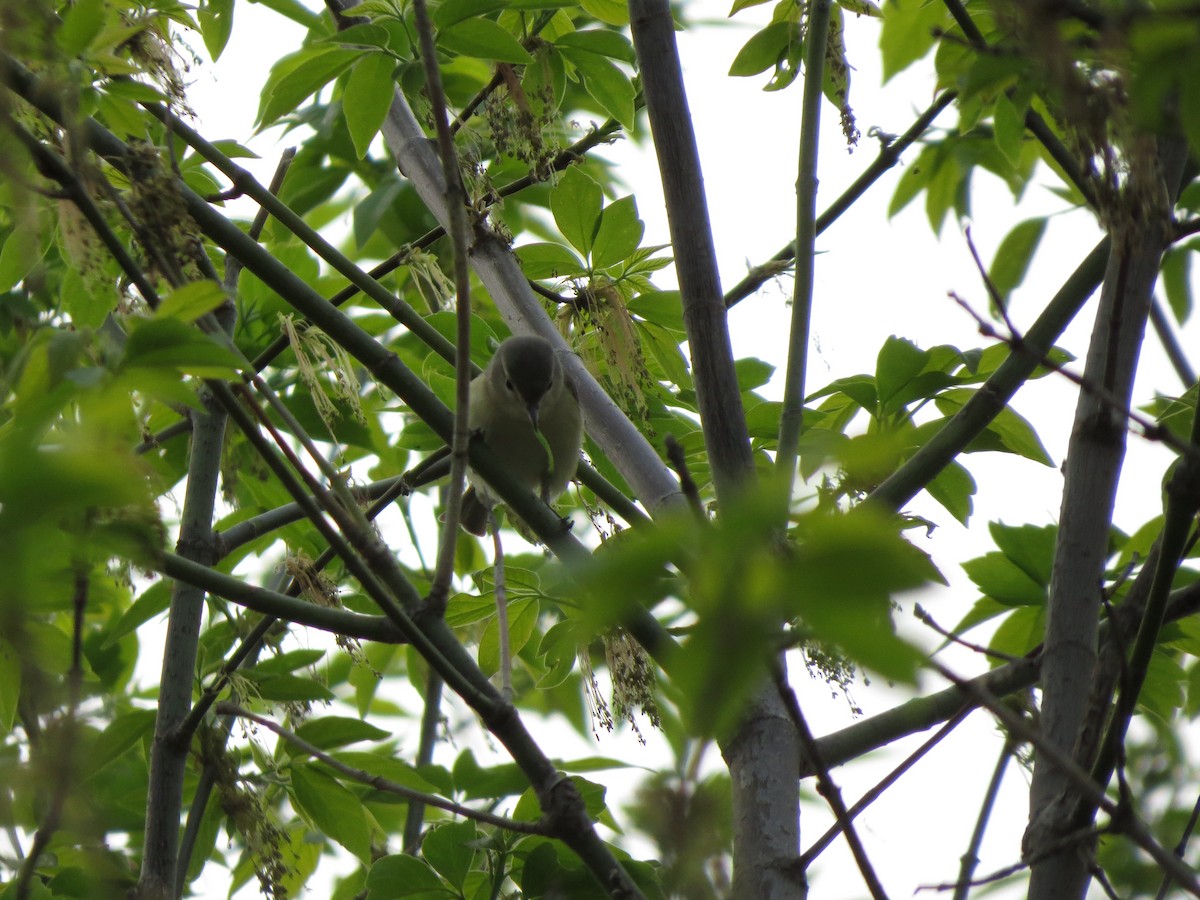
[526,402,541,431]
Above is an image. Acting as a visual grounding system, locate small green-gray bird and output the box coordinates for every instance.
[460,335,583,536]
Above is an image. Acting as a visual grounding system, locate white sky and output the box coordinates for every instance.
[178,1,1200,897]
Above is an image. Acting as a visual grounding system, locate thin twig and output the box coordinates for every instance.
[14,568,88,900]
[402,670,445,853]
[775,0,829,499]
[800,706,973,868]
[1156,793,1200,899]
[775,667,890,899]
[953,735,1017,900]
[412,0,475,613]
[951,292,1200,464]
[723,90,958,307]
[216,704,553,835]
[915,604,1019,663]
[963,224,1018,336]
[928,658,1200,894]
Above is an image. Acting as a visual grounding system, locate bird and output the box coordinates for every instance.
[459,335,583,536]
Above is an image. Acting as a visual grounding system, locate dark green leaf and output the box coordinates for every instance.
[247,673,336,701]
[550,167,603,257]
[290,764,373,862]
[154,281,228,323]
[518,241,588,279]
[421,820,476,889]
[440,18,534,64]
[988,521,1056,587]
[256,46,359,129]
[988,605,1044,657]
[926,459,975,524]
[564,48,636,127]
[294,716,390,751]
[1162,244,1193,324]
[344,53,397,159]
[366,854,446,898]
[728,21,793,77]
[962,552,1045,606]
[875,336,929,415]
[989,217,1046,299]
[879,0,948,82]
[554,28,635,63]
[478,598,539,675]
[122,317,242,377]
[57,0,108,54]
[433,0,507,29]
[197,0,235,61]
[993,94,1025,167]
[579,0,628,25]
[591,195,644,268]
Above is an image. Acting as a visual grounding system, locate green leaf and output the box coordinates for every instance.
[294,716,390,750]
[875,336,929,415]
[106,581,171,646]
[989,605,1044,658]
[988,522,1056,587]
[926,459,976,524]
[421,820,476,889]
[478,598,539,675]
[591,195,644,268]
[122,317,243,377]
[729,21,793,77]
[366,854,446,898]
[104,79,169,104]
[247,673,336,701]
[251,0,322,27]
[554,28,636,63]
[935,388,1053,464]
[344,53,397,159]
[993,93,1025,167]
[433,0,507,29]
[84,710,157,777]
[0,225,45,293]
[256,46,359,129]
[440,19,534,64]
[962,552,1046,606]
[1162,244,1193,324]
[628,290,684,332]
[197,0,235,61]
[564,48,636,127]
[989,217,1046,299]
[1139,650,1186,723]
[252,649,327,675]
[879,0,948,82]
[888,144,935,218]
[837,0,882,16]
[154,281,228,323]
[324,22,393,50]
[550,167,603,258]
[579,0,629,25]
[517,241,587,279]
[0,641,20,734]
[290,764,373,862]
[57,0,108,54]
[60,266,116,329]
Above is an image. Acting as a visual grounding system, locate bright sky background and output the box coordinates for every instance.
[177,0,1200,896]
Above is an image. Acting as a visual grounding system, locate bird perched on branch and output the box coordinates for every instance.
[460,335,583,536]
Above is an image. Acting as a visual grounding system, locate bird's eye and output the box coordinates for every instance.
[505,379,514,391]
